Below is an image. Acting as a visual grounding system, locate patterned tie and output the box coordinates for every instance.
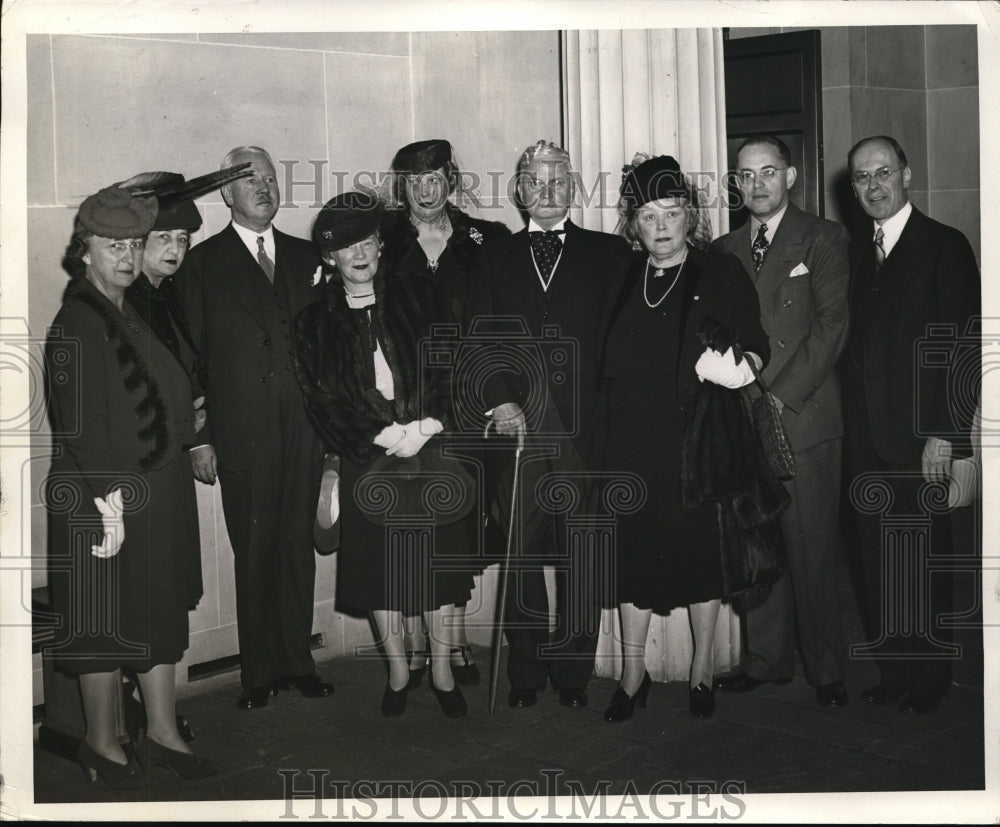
[751,222,769,272]
[874,227,886,273]
[257,236,275,283]
[529,230,563,289]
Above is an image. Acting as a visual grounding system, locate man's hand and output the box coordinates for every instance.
[922,436,952,483]
[190,445,218,485]
[91,488,125,558]
[491,402,525,437]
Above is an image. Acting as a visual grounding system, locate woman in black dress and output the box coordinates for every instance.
[381,139,511,685]
[46,184,213,787]
[597,155,768,720]
[293,190,474,718]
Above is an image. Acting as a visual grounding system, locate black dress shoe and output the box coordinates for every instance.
[815,682,849,708]
[859,683,906,706]
[237,685,278,710]
[558,687,588,708]
[689,682,716,718]
[381,684,408,717]
[604,672,652,722]
[508,688,537,708]
[276,674,334,698]
[714,672,791,693]
[407,651,428,690]
[429,679,468,718]
[898,692,941,714]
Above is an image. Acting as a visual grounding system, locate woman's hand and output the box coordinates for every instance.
[373,422,407,450]
[386,418,443,458]
[695,346,755,389]
[91,488,125,558]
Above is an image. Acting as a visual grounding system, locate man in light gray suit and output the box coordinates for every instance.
[711,136,850,708]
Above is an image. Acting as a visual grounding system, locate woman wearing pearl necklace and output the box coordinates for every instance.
[594,154,769,721]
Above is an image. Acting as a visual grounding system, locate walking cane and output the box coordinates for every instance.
[485,416,525,716]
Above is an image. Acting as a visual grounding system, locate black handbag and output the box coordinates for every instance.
[737,348,796,481]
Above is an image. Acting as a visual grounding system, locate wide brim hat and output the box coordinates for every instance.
[620,154,688,210]
[313,190,385,252]
[390,139,453,175]
[355,443,476,528]
[77,185,158,239]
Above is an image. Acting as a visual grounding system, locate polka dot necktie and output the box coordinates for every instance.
[751,222,769,272]
[529,230,563,289]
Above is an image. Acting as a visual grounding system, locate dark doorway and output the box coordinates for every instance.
[723,30,824,230]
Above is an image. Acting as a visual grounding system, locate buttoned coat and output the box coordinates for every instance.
[712,203,850,453]
[175,224,321,470]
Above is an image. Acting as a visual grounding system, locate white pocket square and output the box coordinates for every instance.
[789,263,810,277]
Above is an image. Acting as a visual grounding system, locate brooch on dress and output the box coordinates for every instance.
[469,227,484,245]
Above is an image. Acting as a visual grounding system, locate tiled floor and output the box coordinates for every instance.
[32,563,986,809]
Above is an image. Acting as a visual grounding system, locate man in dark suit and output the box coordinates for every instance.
[843,135,980,713]
[176,146,331,709]
[711,136,850,708]
[465,140,629,710]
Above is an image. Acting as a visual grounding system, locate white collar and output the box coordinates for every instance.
[527,216,568,234]
[874,201,912,258]
[750,203,788,243]
[231,220,275,260]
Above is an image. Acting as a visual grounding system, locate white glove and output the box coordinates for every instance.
[386,418,443,458]
[695,346,755,389]
[91,488,125,558]
[373,422,407,450]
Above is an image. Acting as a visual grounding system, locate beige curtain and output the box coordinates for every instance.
[562,28,739,683]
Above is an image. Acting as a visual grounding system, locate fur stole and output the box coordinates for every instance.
[66,278,169,470]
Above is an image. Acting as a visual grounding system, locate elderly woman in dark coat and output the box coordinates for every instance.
[293,190,474,718]
[596,155,769,721]
[381,139,511,686]
[46,185,214,788]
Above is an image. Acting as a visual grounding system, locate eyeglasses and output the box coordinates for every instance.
[736,167,787,184]
[107,240,144,253]
[850,166,904,186]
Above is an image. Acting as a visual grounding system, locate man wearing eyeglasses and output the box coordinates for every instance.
[711,136,850,709]
[844,135,980,714]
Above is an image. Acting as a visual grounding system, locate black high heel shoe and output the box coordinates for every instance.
[136,736,217,780]
[429,677,468,718]
[381,683,408,717]
[406,650,428,690]
[604,671,652,722]
[77,741,144,789]
[450,645,481,686]
[689,682,716,718]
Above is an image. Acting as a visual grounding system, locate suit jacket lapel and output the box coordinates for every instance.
[213,224,267,329]
[511,227,547,325]
[731,222,756,281]
[755,204,805,301]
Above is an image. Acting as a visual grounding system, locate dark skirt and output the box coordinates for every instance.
[603,378,723,613]
[335,438,475,614]
[46,452,203,674]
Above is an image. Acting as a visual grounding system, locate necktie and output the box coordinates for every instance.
[751,222,769,272]
[529,231,563,289]
[874,227,886,273]
[257,236,275,283]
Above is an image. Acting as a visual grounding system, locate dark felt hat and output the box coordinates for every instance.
[620,155,688,210]
[118,171,202,232]
[312,190,385,251]
[78,185,158,239]
[356,445,476,528]
[391,139,453,175]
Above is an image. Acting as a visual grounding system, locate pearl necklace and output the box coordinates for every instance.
[643,255,686,309]
[409,210,450,231]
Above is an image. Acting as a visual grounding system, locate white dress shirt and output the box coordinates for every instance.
[231,221,276,264]
[874,200,913,258]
